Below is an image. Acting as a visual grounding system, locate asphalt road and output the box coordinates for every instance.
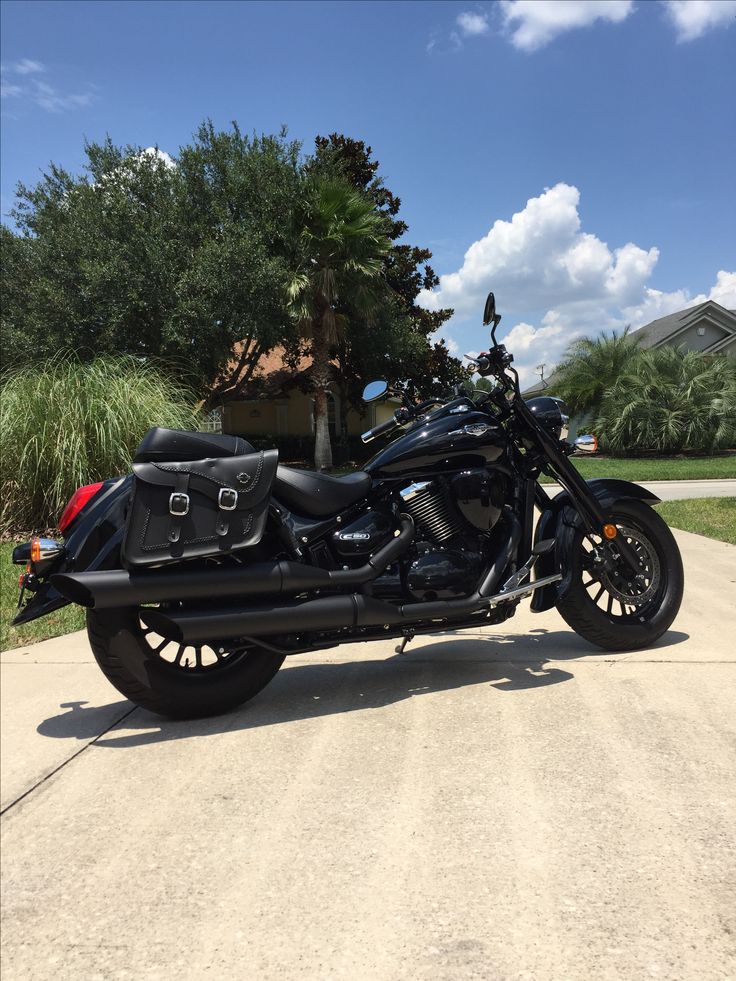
[544,478,736,501]
[2,527,735,981]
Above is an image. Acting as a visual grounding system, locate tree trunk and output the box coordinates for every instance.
[311,315,333,471]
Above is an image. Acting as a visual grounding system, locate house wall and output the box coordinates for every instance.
[223,393,395,439]
[672,320,728,352]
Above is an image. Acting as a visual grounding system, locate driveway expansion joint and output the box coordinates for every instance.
[0,705,138,817]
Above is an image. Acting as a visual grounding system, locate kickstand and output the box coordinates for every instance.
[395,631,415,655]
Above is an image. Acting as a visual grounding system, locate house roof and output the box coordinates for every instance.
[252,346,312,378]
[223,343,339,400]
[631,299,736,349]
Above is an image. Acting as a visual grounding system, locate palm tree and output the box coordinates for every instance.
[287,178,391,470]
[550,327,642,418]
[596,347,736,455]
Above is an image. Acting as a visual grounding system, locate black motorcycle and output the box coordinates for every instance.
[13,293,684,718]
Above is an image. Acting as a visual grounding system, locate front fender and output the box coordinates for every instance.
[530,478,661,613]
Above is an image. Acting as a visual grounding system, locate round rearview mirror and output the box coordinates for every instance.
[483,291,496,326]
[362,380,389,403]
[574,434,599,454]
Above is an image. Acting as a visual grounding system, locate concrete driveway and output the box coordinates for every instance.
[2,528,735,981]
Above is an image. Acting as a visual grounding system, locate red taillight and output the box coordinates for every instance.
[58,482,105,533]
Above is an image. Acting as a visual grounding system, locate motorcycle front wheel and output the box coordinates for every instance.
[87,607,285,719]
[555,498,684,652]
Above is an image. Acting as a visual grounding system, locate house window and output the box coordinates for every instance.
[697,326,706,337]
[201,408,223,433]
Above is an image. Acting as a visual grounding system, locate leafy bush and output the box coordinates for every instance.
[0,355,198,534]
[595,347,736,455]
[550,328,642,417]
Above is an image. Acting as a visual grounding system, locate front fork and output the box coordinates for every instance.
[514,397,642,577]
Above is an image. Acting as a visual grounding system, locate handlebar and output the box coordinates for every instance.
[361,413,401,444]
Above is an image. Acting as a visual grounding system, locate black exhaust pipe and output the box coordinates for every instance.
[141,513,521,645]
[52,517,414,609]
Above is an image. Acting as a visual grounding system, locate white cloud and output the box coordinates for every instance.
[1,81,23,99]
[13,58,45,75]
[33,80,93,112]
[501,0,634,51]
[140,147,176,169]
[0,59,93,113]
[664,0,736,42]
[622,271,736,328]
[457,11,490,36]
[417,183,734,386]
[708,270,736,308]
[418,183,658,322]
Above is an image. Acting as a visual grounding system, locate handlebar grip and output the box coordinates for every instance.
[361,415,399,444]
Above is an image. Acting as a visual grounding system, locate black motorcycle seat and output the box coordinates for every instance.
[273,467,372,518]
[133,427,255,464]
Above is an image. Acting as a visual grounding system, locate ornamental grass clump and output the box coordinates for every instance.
[0,354,198,535]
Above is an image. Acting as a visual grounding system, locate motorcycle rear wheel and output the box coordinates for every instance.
[555,499,684,651]
[87,607,285,719]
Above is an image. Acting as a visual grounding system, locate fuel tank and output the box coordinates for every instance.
[365,399,507,477]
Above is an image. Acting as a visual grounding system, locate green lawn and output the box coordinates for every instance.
[0,543,85,652]
[540,454,736,483]
[655,497,736,545]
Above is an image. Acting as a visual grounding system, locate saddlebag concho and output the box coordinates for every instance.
[122,449,278,568]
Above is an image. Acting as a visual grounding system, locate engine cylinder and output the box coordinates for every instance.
[399,481,463,543]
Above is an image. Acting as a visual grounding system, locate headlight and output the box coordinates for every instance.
[525,396,570,440]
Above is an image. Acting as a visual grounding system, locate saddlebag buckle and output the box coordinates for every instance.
[168,492,190,517]
[218,487,238,511]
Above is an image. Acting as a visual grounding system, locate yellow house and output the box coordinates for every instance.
[215,348,398,450]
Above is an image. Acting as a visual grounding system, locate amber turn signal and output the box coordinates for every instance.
[602,523,618,540]
[30,536,42,563]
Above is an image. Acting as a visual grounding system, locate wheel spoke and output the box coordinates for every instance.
[593,585,605,604]
[606,594,614,615]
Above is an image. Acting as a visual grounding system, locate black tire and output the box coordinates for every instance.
[556,499,684,652]
[87,607,285,719]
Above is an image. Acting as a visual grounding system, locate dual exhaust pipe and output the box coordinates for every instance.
[140,515,523,645]
[53,512,549,647]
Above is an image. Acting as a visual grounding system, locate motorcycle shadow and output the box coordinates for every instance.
[37,627,689,749]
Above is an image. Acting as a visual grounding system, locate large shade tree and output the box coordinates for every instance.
[1,125,301,398]
[287,177,391,470]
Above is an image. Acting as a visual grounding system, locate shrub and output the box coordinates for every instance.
[549,328,642,417]
[595,347,736,456]
[0,354,198,534]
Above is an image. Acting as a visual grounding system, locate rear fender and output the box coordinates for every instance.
[12,476,131,626]
[531,478,661,613]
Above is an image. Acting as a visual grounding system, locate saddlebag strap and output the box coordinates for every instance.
[167,472,190,544]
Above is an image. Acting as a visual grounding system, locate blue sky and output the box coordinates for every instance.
[2,0,735,383]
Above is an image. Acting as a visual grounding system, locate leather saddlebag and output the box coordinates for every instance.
[122,449,278,568]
